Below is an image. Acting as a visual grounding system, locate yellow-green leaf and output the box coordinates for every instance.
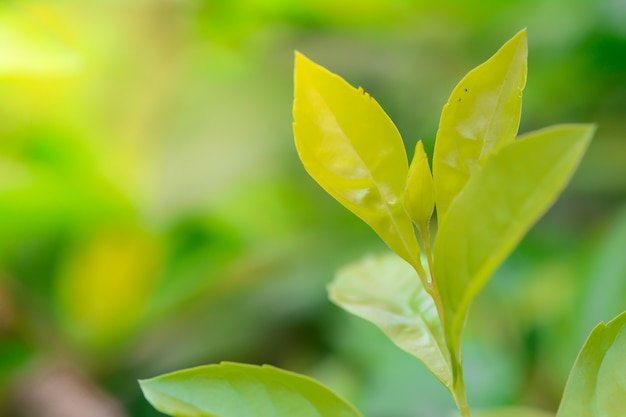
[404,140,435,232]
[434,124,594,379]
[293,52,424,274]
[328,253,452,388]
[432,29,527,222]
[556,311,626,417]
[140,362,364,417]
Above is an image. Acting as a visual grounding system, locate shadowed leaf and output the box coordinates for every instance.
[329,253,452,389]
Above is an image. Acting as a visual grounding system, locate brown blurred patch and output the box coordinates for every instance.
[8,362,127,417]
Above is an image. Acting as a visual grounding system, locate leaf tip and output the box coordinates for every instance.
[294,51,315,78]
[512,28,528,43]
[138,378,157,407]
[587,122,599,135]
[138,377,153,391]
[413,139,425,155]
[294,51,305,69]
[294,50,305,60]
[567,123,598,145]
[500,28,528,63]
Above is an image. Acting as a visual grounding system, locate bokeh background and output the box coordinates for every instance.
[1,0,625,416]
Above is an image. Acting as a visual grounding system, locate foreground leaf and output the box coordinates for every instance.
[556,311,626,417]
[329,253,452,389]
[293,52,424,274]
[433,29,527,222]
[434,124,594,381]
[476,407,554,417]
[140,362,364,417]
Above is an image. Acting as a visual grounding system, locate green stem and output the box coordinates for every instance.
[411,252,430,292]
[419,223,445,325]
[420,222,470,417]
[420,224,436,286]
[455,383,471,417]
[450,348,471,417]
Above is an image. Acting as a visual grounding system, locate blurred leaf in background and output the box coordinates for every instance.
[56,227,162,350]
[0,0,625,416]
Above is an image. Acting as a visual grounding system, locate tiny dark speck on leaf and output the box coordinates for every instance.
[458,98,462,102]
[464,88,468,92]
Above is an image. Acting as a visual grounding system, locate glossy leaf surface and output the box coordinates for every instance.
[140,362,364,417]
[434,124,594,370]
[433,29,527,222]
[556,311,626,417]
[293,52,423,272]
[476,408,554,417]
[328,253,452,388]
[405,140,435,232]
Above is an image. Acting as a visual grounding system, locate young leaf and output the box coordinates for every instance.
[556,311,626,417]
[434,124,594,378]
[433,29,527,222]
[476,408,554,417]
[404,140,435,233]
[139,362,364,417]
[293,52,425,276]
[328,253,452,388]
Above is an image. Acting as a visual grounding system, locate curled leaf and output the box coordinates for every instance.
[404,140,435,233]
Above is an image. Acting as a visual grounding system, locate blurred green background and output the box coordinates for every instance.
[0,0,625,416]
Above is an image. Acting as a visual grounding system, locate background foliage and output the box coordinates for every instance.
[0,1,625,416]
